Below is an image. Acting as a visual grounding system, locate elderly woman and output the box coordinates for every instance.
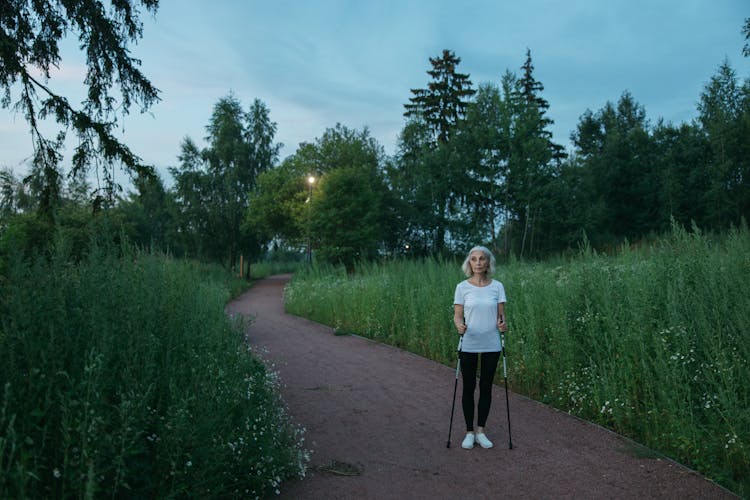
[453,245,508,449]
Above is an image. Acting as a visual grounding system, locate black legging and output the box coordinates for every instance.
[460,351,501,432]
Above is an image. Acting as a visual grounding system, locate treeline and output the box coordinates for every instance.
[2,49,748,271]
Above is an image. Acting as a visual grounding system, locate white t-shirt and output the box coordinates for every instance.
[453,279,507,353]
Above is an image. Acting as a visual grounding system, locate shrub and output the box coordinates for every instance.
[0,243,307,498]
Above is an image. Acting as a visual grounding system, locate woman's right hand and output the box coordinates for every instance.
[453,304,467,335]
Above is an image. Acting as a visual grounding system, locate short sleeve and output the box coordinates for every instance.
[454,283,464,305]
[496,281,507,303]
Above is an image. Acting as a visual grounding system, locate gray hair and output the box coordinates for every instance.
[461,245,496,277]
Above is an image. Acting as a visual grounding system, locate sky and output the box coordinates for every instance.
[2,0,749,187]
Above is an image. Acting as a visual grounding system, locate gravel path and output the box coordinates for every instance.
[227,274,736,499]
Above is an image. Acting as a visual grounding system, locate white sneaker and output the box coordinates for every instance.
[461,433,475,449]
[475,432,493,449]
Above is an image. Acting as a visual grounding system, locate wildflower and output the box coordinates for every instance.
[724,433,737,449]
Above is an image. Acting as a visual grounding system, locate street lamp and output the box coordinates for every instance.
[307,175,315,263]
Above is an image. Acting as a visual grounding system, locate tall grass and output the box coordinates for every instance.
[286,256,462,362]
[285,223,750,496]
[0,243,307,498]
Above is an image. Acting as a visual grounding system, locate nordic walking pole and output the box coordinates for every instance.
[501,330,513,449]
[446,336,464,448]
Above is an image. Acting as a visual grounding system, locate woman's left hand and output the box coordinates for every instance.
[497,318,508,332]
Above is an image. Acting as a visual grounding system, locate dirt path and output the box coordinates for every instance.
[227,275,736,499]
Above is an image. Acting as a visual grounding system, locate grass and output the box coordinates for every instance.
[285,222,750,496]
[0,242,308,498]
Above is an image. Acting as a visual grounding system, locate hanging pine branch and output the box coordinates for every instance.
[1,0,161,215]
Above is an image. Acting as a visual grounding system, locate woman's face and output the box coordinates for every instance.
[469,251,488,276]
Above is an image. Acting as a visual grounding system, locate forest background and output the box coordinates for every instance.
[3,44,749,271]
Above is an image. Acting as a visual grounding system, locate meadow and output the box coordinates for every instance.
[285,223,750,496]
[0,243,307,498]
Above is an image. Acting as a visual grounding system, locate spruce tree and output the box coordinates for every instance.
[697,60,750,227]
[404,49,475,145]
[507,49,565,256]
[400,49,475,253]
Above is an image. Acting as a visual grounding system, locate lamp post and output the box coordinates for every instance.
[306,175,315,264]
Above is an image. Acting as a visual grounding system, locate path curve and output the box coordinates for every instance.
[227,274,736,499]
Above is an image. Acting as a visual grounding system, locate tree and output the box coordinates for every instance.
[169,137,212,258]
[389,117,439,254]
[310,166,386,273]
[516,49,567,163]
[538,154,602,251]
[505,50,566,256]
[1,0,161,215]
[248,124,394,262]
[743,17,749,58]
[697,59,750,227]
[117,172,174,252]
[246,155,310,247]
[450,82,512,250]
[284,123,383,178]
[399,49,475,253]
[651,121,711,229]
[204,94,253,267]
[169,94,280,267]
[246,99,283,185]
[404,49,475,144]
[571,92,658,243]
[0,168,36,218]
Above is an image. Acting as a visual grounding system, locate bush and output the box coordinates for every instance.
[0,243,307,498]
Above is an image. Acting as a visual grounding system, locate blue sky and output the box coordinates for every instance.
[2,1,748,185]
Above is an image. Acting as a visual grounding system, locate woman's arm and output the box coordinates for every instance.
[454,304,467,335]
[497,302,507,332]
